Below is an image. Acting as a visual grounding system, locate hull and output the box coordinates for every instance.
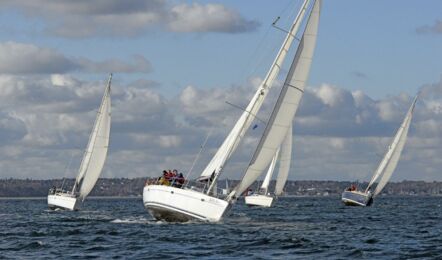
[245,194,274,207]
[47,193,79,211]
[143,185,231,222]
[341,190,373,207]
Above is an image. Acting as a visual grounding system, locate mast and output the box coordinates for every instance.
[200,0,312,193]
[229,0,320,201]
[72,74,112,195]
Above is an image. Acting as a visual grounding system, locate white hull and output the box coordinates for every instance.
[341,190,373,207]
[47,193,79,211]
[245,194,274,207]
[143,185,231,222]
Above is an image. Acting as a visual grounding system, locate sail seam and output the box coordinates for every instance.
[285,83,304,93]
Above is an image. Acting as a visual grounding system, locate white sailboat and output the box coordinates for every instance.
[143,0,320,222]
[228,0,319,202]
[48,74,112,210]
[341,95,418,206]
[245,124,292,207]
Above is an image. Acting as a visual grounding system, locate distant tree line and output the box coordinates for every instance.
[0,178,441,197]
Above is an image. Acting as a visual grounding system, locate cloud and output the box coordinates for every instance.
[0,41,151,74]
[0,42,77,74]
[168,3,259,33]
[416,20,442,35]
[1,0,259,38]
[0,73,441,181]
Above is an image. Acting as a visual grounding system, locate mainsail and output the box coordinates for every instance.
[198,0,312,186]
[73,75,112,201]
[230,0,320,199]
[365,95,418,196]
[274,124,292,196]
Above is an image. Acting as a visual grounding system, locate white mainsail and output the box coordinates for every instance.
[230,0,320,199]
[260,148,280,194]
[365,95,418,196]
[274,124,292,196]
[198,0,312,185]
[74,75,112,201]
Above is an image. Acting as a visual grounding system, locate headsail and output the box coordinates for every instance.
[260,148,280,194]
[366,95,418,196]
[198,0,311,186]
[274,124,292,196]
[74,74,112,201]
[229,0,320,200]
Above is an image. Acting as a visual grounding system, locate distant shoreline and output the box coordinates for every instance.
[1,178,441,197]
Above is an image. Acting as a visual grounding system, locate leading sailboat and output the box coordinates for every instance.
[143,0,320,222]
[341,95,418,207]
[48,74,112,210]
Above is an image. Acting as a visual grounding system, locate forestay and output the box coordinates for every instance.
[74,75,112,201]
[230,0,321,199]
[198,0,312,184]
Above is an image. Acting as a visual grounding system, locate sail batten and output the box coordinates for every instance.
[230,0,320,200]
[199,0,312,185]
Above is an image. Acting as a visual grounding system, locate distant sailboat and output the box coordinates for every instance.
[341,95,418,206]
[245,124,292,207]
[143,0,321,222]
[48,74,112,210]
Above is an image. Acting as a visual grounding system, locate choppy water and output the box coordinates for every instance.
[0,196,441,259]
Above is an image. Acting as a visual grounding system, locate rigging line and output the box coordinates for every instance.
[61,150,76,190]
[185,129,212,180]
[238,0,297,87]
[225,101,267,125]
[272,22,302,42]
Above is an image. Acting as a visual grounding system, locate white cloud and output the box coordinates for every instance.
[168,3,259,33]
[0,73,441,181]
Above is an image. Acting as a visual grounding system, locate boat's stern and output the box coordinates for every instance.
[47,192,79,211]
[143,184,231,222]
[245,194,274,207]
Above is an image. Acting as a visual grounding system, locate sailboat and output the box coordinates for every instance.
[143,0,320,222]
[341,95,418,207]
[47,74,112,211]
[244,124,292,207]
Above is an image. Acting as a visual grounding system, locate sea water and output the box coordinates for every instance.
[0,196,441,259]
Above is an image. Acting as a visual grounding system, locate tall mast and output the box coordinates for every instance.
[229,0,320,200]
[202,0,312,194]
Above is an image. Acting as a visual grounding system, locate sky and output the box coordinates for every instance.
[0,0,442,182]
